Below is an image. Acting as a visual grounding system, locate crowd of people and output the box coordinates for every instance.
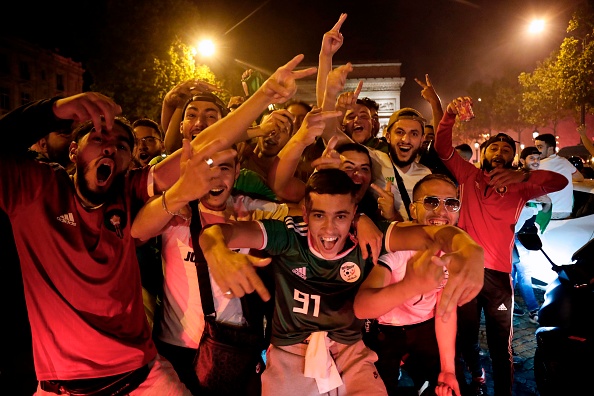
[3,11,590,396]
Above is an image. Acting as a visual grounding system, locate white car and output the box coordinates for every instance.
[521,179,594,287]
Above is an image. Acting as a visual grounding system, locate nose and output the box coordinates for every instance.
[401,132,411,143]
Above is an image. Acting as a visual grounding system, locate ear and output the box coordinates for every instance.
[409,202,418,221]
[301,203,307,219]
[234,162,241,181]
[68,142,78,163]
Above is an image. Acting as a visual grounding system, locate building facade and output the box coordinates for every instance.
[0,37,84,116]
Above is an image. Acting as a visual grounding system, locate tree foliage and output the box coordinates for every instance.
[86,0,225,121]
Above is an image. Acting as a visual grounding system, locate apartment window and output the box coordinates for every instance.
[56,74,64,91]
[19,61,31,80]
[0,87,10,111]
[21,91,31,105]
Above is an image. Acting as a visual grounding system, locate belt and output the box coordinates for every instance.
[40,364,150,396]
[377,318,434,332]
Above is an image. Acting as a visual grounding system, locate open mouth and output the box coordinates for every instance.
[96,160,114,185]
[320,236,339,250]
[209,187,225,197]
[138,152,150,161]
[353,125,364,133]
[398,145,412,153]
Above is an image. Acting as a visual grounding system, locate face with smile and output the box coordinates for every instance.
[343,104,373,144]
[521,154,540,170]
[482,142,514,171]
[303,192,357,259]
[180,100,222,141]
[411,178,460,226]
[199,157,240,211]
[69,121,134,206]
[256,116,293,158]
[386,119,423,170]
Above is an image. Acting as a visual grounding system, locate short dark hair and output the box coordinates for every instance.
[132,118,163,140]
[72,116,136,151]
[412,174,458,201]
[535,133,556,149]
[357,97,379,112]
[305,168,358,209]
[284,100,313,113]
[335,142,373,171]
[455,143,472,156]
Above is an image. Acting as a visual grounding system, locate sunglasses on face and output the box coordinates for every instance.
[414,196,461,213]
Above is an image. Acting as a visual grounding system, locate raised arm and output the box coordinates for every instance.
[130,139,236,241]
[152,54,317,194]
[415,74,444,130]
[387,223,484,321]
[268,108,342,200]
[316,13,347,107]
[578,124,594,157]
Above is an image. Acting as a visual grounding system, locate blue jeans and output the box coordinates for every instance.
[511,235,540,312]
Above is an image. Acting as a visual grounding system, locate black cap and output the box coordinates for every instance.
[483,133,516,155]
[182,92,229,117]
[520,146,540,159]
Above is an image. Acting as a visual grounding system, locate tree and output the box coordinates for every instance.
[86,0,226,121]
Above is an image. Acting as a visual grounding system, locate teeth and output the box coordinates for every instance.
[321,237,338,242]
[428,219,448,226]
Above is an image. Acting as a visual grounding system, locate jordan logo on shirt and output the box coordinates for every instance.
[57,213,76,226]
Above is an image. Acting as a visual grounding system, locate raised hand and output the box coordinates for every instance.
[371,180,400,221]
[259,109,295,136]
[293,108,343,146]
[163,79,220,109]
[336,80,363,115]
[446,96,473,116]
[261,54,317,104]
[415,74,441,106]
[311,135,342,170]
[53,92,122,133]
[326,63,354,100]
[321,13,347,57]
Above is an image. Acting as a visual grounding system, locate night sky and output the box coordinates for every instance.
[2,0,582,115]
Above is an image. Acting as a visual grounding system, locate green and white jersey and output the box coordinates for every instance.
[259,216,388,346]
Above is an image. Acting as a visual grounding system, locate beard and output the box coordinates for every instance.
[481,158,514,172]
[389,145,418,169]
[76,163,126,207]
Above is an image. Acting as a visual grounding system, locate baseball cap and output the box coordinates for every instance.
[483,133,517,155]
[182,92,229,117]
[386,108,426,132]
[520,146,540,160]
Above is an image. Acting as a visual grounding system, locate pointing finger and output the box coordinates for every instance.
[354,80,364,97]
[425,74,432,86]
[331,13,347,32]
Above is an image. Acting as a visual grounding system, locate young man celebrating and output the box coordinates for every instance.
[199,168,484,395]
[433,97,568,396]
[355,174,463,396]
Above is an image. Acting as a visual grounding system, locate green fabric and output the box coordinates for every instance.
[234,168,277,202]
[528,202,552,233]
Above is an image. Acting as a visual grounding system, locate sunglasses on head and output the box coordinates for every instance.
[414,196,461,213]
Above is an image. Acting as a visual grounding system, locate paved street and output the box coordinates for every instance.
[397,288,545,396]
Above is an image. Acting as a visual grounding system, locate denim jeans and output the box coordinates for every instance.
[511,235,540,312]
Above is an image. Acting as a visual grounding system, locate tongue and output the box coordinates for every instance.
[321,238,337,250]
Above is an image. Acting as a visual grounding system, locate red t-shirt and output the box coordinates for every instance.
[0,157,155,380]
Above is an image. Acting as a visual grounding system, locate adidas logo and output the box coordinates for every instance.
[497,303,508,311]
[292,267,307,280]
[57,213,76,226]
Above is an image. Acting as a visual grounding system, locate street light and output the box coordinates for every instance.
[528,19,545,34]
[474,141,480,163]
[197,39,215,57]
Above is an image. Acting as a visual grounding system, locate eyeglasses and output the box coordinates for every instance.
[414,196,461,213]
[136,136,162,145]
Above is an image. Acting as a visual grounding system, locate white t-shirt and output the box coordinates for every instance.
[157,195,288,349]
[367,149,431,221]
[539,154,575,215]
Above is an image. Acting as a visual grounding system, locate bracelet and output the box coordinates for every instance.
[161,190,190,221]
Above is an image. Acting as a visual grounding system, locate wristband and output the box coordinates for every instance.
[162,190,190,221]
